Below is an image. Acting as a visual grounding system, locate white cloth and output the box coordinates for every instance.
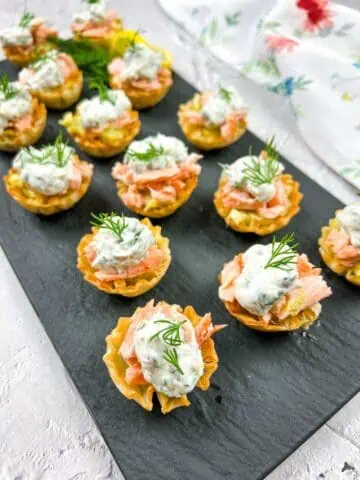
[158,0,360,189]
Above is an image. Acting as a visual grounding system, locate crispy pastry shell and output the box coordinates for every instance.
[221,297,320,332]
[115,173,198,218]
[319,218,360,287]
[214,174,303,235]
[109,68,173,110]
[3,156,92,215]
[3,42,55,67]
[178,100,247,151]
[103,303,219,414]
[30,69,83,110]
[60,110,141,158]
[0,98,47,152]
[77,218,171,296]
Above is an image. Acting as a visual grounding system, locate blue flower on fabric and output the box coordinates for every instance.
[269,76,312,96]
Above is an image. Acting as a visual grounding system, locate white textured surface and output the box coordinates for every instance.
[0,248,124,480]
[0,1,359,479]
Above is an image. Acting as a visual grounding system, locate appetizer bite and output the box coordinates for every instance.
[3,134,93,215]
[71,0,123,45]
[103,300,226,413]
[108,36,173,109]
[0,74,46,152]
[0,11,57,66]
[178,86,247,150]
[319,202,360,286]
[77,214,171,296]
[219,233,332,332]
[60,88,140,157]
[18,50,83,110]
[112,134,202,218]
[214,139,303,235]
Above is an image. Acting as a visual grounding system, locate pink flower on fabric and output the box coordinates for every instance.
[296,0,334,32]
[265,35,299,53]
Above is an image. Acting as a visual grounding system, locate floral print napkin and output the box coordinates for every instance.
[158,0,360,190]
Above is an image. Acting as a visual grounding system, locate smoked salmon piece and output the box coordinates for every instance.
[327,229,360,267]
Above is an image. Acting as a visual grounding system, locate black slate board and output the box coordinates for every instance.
[1,60,359,480]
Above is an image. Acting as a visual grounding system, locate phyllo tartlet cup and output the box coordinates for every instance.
[319,217,360,287]
[77,218,171,296]
[4,154,93,215]
[103,301,221,414]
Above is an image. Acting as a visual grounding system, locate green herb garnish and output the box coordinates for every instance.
[0,74,18,100]
[127,143,165,163]
[243,143,281,186]
[85,0,101,4]
[21,133,71,168]
[163,348,184,375]
[52,133,70,167]
[88,77,115,104]
[19,11,35,28]
[263,135,279,162]
[218,87,233,103]
[149,319,186,347]
[51,37,112,96]
[264,232,298,271]
[90,212,128,240]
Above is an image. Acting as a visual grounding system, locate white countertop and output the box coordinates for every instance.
[1,1,359,479]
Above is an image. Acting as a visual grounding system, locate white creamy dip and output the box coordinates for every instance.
[13,143,75,195]
[0,83,33,134]
[223,155,284,203]
[235,243,298,316]
[73,0,109,25]
[0,16,45,47]
[91,216,154,272]
[124,133,188,173]
[119,44,163,81]
[78,90,131,129]
[336,203,360,248]
[201,87,244,125]
[134,309,204,397]
[20,51,64,90]
[0,26,33,47]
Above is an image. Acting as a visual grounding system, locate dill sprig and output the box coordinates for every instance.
[264,233,299,271]
[149,319,186,347]
[22,133,71,168]
[0,74,18,100]
[90,212,128,240]
[218,87,233,103]
[88,77,115,104]
[127,143,165,163]
[243,145,281,186]
[85,0,101,4]
[263,136,279,162]
[52,133,70,167]
[163,348,184,375]
[51,37,111,95]
[19,11,35,28]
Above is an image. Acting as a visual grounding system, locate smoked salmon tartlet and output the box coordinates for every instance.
[108,40,173,110]
[0,74,46,152]
[71,0,123,46]
[219,233,332,332]
[60,89,140,158]
[112,134,202,218]
[214,138,303,235]
[4,134,93,215]
[319,203,360,286]
[0,12,57,66]
[77,215,171,296]
[103,300,226,413]
[18,50,83,110]
[178,86,247,151]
